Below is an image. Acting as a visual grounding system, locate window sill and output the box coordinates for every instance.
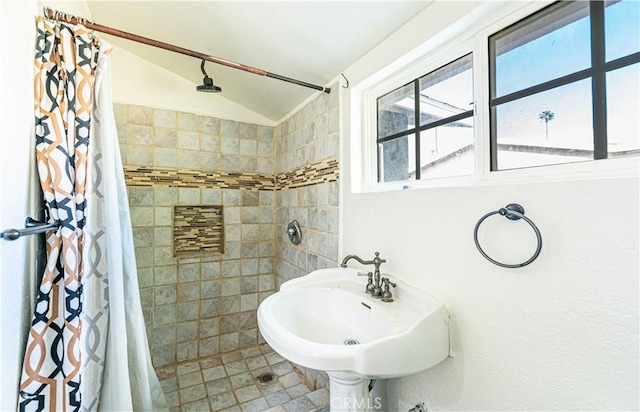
[362,156,639,193]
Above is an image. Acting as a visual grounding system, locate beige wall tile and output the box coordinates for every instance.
[178,112,200,132]
[155,128,177,147]
[154,147,178,167]
[178,131,200,150]
[221,119,238,137]
[127,124,153,146]
[128,145,153,166]
[199,133,219,152]
[178,188,201,204]
[155,207,173,226]
[155,109,177,128]
[129,105,153,126]
[200,116,220,135]
[130,207,154,226]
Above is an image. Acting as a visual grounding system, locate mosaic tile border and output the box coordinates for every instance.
[275,157,339,190]
[124,156,338,190]
[124,166,275,190]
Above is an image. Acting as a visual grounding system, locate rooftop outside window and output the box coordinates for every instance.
[376,54,474,182]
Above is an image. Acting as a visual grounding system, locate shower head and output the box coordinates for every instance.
[197,76,222,93]
[197,60,222,93]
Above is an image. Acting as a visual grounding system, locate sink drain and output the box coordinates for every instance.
[344,339,360,345]
[256,372,274,385]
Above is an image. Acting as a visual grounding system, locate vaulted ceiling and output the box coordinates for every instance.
[86,1,431,122]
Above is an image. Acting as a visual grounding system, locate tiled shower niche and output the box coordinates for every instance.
[173,205,224,257]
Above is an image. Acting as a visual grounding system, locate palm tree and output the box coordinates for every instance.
[539,110,555,140]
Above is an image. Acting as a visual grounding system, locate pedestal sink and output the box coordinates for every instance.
[257,268,450,411]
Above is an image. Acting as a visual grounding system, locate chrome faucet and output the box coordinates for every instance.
[341,252,387,299]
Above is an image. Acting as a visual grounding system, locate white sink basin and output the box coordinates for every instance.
[257,268,450,379]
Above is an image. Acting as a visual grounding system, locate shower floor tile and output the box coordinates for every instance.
[157,343,329,412]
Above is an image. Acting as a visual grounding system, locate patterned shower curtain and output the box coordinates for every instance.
[18,16,167,412]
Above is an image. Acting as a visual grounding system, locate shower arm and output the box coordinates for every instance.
[200,60,209,78]
[43,7,331,94]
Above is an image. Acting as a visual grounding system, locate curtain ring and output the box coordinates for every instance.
[43,7,52,20]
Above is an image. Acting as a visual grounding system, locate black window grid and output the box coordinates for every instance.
[488,0,640,171]
[376,57,474,182]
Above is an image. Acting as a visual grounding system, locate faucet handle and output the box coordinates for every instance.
[381,277,396,288]
[358,272,374,294]
[381,277,396,302]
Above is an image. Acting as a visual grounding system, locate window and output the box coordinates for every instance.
[376,54,474,182]
[365,0,639,190]
[489,0,640,171]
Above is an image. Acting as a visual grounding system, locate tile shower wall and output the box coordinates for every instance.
[274,86,340,390]
[114,103,276,368]
[275,85,340,287]
[113,85,340,392]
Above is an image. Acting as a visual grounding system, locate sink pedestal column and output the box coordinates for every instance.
[327,371,379,412]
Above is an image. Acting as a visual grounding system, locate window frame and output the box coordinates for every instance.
[354,0,639,193]
[488,0,640,171]
[376,53,475,182]
[360,37,478,190]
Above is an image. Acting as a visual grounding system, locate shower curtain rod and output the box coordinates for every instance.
[43,7,331,94]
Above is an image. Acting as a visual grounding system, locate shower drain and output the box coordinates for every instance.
[256,372,275,385]
[344,338,360,345]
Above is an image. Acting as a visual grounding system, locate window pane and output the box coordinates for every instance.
[419,54,473,127]
[494,79,593,170]
[419,118,474,179]
[605,0,640,62]
[378,135,414,183]
[491,2,591,98]
[377,82,414,139]
[607,63,640,157]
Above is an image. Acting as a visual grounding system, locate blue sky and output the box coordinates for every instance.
[495,0,639,150]
[496,0,639,97]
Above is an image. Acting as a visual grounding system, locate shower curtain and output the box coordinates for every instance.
[18,16,167,411]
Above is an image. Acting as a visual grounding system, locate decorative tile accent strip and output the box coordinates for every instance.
[275,157,339,190]
[173,205,224,257]
[123,156,339,191]
[124,166,276,190]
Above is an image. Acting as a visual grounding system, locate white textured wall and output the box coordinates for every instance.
[340,1,640,410]
[341,179,639,410]
[0,1,38,409]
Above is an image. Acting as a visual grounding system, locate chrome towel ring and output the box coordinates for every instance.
[473,203,542,268]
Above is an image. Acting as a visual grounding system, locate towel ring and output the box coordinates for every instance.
[473,203,542,268]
